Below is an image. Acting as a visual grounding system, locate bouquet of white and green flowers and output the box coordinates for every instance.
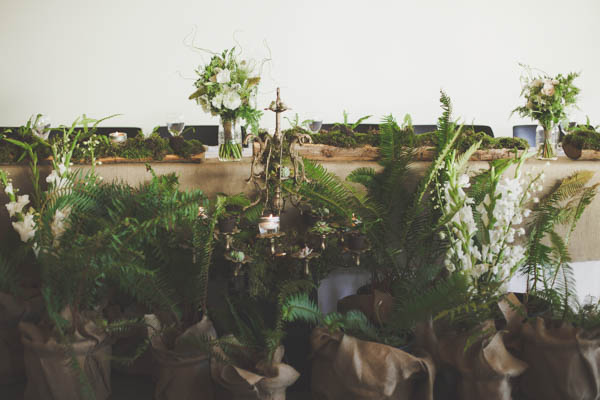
[190,48,262,161]
[512,65,580,159]
[438,146,542,295]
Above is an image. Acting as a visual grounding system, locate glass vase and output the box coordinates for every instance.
[535,124,559,161]
[218,117,243,162]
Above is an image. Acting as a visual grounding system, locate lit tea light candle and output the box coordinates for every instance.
[258,214,280,234]
[109,131,127,144]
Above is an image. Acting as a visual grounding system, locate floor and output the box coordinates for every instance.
[0,373,311,399]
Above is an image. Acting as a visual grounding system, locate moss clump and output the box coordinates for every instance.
[562,129,600,151]
[283,127,379,148]
[72,134,204,161]
[415,129,528,152]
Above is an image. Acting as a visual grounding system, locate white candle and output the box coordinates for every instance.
[259,214,280,234]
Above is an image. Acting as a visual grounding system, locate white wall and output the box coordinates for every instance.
[1,0,599,135]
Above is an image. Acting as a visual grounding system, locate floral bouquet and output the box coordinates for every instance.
[189,47,262,161]
[512,65,580,160]
[438,146,543,296]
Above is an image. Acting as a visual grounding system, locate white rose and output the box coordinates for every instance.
[211,92,224,109]
[215,68,231,84]
[541,82,555,96]
[4,182,14,196]
[12,212,36,243]
[222,89,242,110]
[5,194,30,217]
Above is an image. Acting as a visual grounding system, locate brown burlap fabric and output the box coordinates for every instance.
[146,314,216,400]
[211,344,300,400]
[416,319,527,400]
[499,293,600,400]
[337,289,394,325]
[19,318,111,400]
[310,327,435,400]
[0,292,25,384]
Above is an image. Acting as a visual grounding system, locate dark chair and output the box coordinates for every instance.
[320,123,380,133]
[412,125,438,135]
[513,125,537,147]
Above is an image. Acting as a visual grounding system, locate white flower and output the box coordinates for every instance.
[222,89,242,110]
[57,163,67,175]
[4,182,14,196]
[215,68,231,84]
[46,170,70,192]
[439,231,446,240]
[458,174,470,188]
[51,207,71,246]
[5,194,29,217]
[211,92,224,109]
[542,81,555,96]
[532,79,543,87]
[12,212,36,243]
[533,197,539,203]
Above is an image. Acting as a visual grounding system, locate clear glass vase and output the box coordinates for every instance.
[535,124,559,160]
[218,117,243,162]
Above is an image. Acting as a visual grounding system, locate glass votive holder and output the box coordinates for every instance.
[258,214,280,234]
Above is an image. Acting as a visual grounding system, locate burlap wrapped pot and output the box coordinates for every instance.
[499,293,600,400]
[146,314,217,400]
[19,319,111,400]
[416,319,527,400]
[310,327,435,400]
[211,343,300,400]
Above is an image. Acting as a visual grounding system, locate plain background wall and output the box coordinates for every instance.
[0,0,599,135]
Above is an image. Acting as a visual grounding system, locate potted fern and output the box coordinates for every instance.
[0,116,153,400]
[499,171,600,400]
[116,174,221,399]
[209,281,310,400]
[412,145,539,400]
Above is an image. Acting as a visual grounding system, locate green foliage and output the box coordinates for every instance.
[522,171,598,321]
[415,129,529,152]
[332,110,372,132]
[562,128,600,151]
[309,129,379,148]
[282,292,380,343]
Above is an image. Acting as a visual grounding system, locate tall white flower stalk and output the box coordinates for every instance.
[439,148,542,293]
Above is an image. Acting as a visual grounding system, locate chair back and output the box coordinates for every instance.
[513,125,537,147]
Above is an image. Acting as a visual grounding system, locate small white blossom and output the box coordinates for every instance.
[12,212,36,243]
[4,182,14,196]
[5,194,29,217]
[215,68,231,84]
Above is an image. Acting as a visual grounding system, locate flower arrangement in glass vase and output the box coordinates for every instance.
[512,64,580,160]
[189,47,263,161]
[438,144,543,298]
